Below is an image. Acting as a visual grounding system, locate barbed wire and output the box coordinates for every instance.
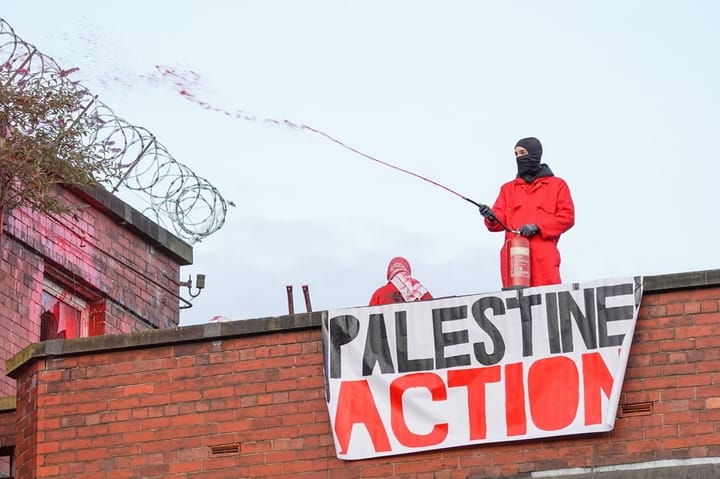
[0,18,228,244]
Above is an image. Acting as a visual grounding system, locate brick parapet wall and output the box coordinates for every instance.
[4,272,720,478]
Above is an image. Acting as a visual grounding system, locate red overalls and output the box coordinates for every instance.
[485,176,575,287]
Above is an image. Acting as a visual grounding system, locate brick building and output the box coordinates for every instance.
[0,184,193,476]
[1,266,719,478]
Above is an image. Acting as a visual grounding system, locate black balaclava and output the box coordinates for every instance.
[515,137,553,183]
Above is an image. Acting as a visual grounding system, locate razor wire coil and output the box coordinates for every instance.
[0,18,227,244]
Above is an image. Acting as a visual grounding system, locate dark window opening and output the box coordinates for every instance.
[0,447,14,478]
[41,291,82,340]
[40,277,105,341]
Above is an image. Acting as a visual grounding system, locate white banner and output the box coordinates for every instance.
[322,277,643,460]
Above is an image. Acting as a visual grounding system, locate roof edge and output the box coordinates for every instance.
[5,311,325,379]
[69,185,194,266]
[6,268,720,379]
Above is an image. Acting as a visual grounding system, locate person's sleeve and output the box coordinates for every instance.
[369,286,384,306]
[486,187,507,232]
[538,179,575,238]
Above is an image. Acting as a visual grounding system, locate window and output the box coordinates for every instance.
[0,448,13,478]
[40,277,105,340]
[41,278,87,340]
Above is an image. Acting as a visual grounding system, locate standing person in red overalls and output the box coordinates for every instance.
[369,256,433,306]
[477,137,575,287]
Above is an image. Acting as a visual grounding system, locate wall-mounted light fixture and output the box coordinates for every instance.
[163,271,206,300]
[184,273,206,298]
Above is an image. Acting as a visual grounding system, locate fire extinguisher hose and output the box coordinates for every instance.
[294,126,520,235]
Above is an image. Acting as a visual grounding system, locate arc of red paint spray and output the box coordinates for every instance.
[150,66,514,231]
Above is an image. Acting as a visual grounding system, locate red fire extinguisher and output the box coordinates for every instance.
[506,234,530,288]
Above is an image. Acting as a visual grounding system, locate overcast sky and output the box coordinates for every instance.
[3,1,718,325]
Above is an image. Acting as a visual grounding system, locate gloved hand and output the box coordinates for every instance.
[519,223,540,237]
[478,204,496,220]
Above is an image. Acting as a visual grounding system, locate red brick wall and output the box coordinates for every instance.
[0,186,184,397]
[0,408,14,452]
[7,285,720,478]
[14,360,41,478]
[0,235,43,398]
[0,405,15,478]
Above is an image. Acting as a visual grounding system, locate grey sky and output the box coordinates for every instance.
[3,1,718,325]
